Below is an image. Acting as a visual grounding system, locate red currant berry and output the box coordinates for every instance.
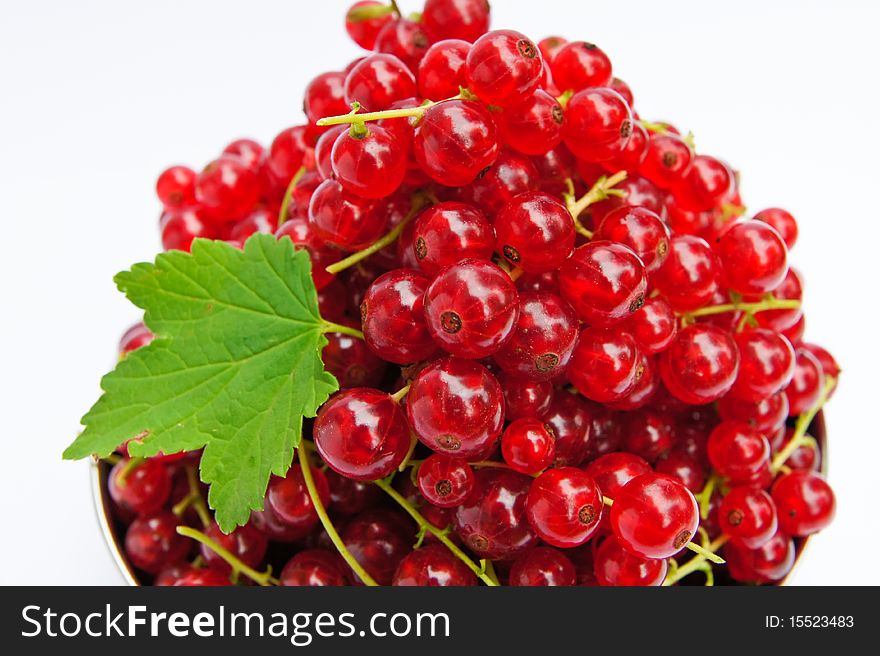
[200,521,268,575]
[718,486,778,549]
[275,215,340,290]
[393,544,477,586]
[266,126,312,186]
[417,38,470,100]
[729,328,796,402]
[726,529,795,583]
[500,373,554,421]
[673,154,734,212]
[509,547,577,586]
[603,120,648,175]
[754,207,798,250]
[195,156,260,220]
[755,268,803,332]
[567,327,641,403]
[281,549,349,586]
[457,150,540,218]
[772,471,835,537]
[501,418,556,475]
[163,567,230,587]
[785,348,825,416]
[331,124,407,199]
[611,473,699,559]
[497,90,565,155]
[125,512,191,574]
[495,192,575,273]
[160,208,213,252]
[655,448,706,493]
[374,18,431,71]
[527,467,603,548]
[119,322,153,355]
[562,88,633,162]
[541,392,593,467]
[407,357,504,459]
[266,464,330,536]
[595,206,671,274]
[421,0,490,42]
[345,1,394,50]
[413,99,499,186]
[707,421,771,482]
[586,175,668,227]
[531,144,575,196]
[718,391,789,435]
[624,297,678,355]
[454,468,538,560]
[411,202,494,276]
[314,126,345,179]
[652,234,720,312]
[343,509,414,585]
[423,259,519,359]
[494,291,579,381]
[314,388,411,481]
[323,327,387,388]
[308,178,384,250]
[551,41,612,92]
[660,324,740,405]
[417,454,476,507]
[716,220,789,296]
[465,30,543,106]
[607,352,659,412]
[801,342,840,396]
[344,54,417,112]
[594,535,667,586]
[156,166,196,208]
[304,71,348,125]
[640,132,694,190]
[623,409,675,463]
[109,458,171,515]
[583,452,651,498]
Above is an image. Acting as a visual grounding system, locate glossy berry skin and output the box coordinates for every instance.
[344,54,417,112]
[407,357,504,459]
[304,71,348,125]
[266,465,330,534]
[500,373,553,420]
[755,267,803,332]
[494,291,579,381]
[550,41,612,92]
[200,522,268,574]
[160,208,213,252]
[584,452,652,498]
[267,125,312,185]
[501,418,556,475]
[465,30,543,106]
[361,268,438,364]
[562,88,633,162]
[345,1,394,49]
[640,133,694,190]
[314,388,411,481]
[195,156,260,220]
[707,421,771,483]
[495,192,575,273]
[330,125,406,199]
[718,391,789,434]
[411,202,495,276]
[156,165,196,208]
[654,449,706,493]
[309,178,384,250]
[660,324,740,405]
[754,207,798,250]
[652,235,719,312]
[418,39,470,100]
[527,467,603,548]
[673,154,733,212]
[124,512,190,574]
[729,328,796,402]
[453,468,538,560]
[393,544,477,586]
[374,18,431,71]
[594,535,667,586]
[421,0,490,42]
[567,327,641,404]
[559,241,646,326]
[716,220,789,296]
[109,458,171,515]
[610,473,699,560]
[623,410,675,463]
[726,530,795,583]
[417,454,476,507]
[281,550,349,586]
[168,568,230,587]
[498,90,564,156]
[342,510,413,585]
[323,328,387,388]
[785,348,825,416]
[604,120,648,175]
[457,150,539,218]
[119,322,154,355]
[772,471,835,537]
[624,297,677,355]
[595,206,671,274]
[718,487,778,549]
[413,100,499,187]
[509,548,577,586]
[314,125,345,179]
[423,259,519,359]
[541,393,593,467]
[531,144,575,195]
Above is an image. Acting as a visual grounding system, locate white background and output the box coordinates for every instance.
[1,0,878,585]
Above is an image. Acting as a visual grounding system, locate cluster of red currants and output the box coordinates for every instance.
[109,0,839,586]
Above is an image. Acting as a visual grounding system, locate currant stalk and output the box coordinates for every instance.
[683,295,802,322]
[771,376,836,472]
[277,165,307,226]
[176,526,278,586]
[564,170,628,223]
[662,535,730,586]
[372,476,500,586]
[171,465,211,527]
[316,91,473,129]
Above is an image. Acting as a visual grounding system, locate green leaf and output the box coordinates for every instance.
[64,234,339,531]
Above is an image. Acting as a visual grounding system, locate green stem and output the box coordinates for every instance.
[176,526,278,586]
[185,465,211,527]
[663,535,730,586]
[686,296,801,319]
[639,119,670,134]
[297,449,380,586]
[398,432,419,472]
[566,170,628,219]
[102,453,122,466]
[318,104,431,127]
[373,478,499,586]
[347,2,396,21]
[603,496,614,507]
[277,166,307,226]
[321,321,365,340]
[685,540,725,564]
[324,193,430,274]
[389,0,402,17]
[390,384,411,404]
[771,377,835,472]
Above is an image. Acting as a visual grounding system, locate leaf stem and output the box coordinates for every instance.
[277,166,307,226]
[373,477,499,586]
[771,376,835,472]
[297,448,379,586]
[662,535,730,586]
[324,193,430,275]
[321,321,365,340]
[176,526,278,586]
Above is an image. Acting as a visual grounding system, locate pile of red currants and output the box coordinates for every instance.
[106,0,839,586]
